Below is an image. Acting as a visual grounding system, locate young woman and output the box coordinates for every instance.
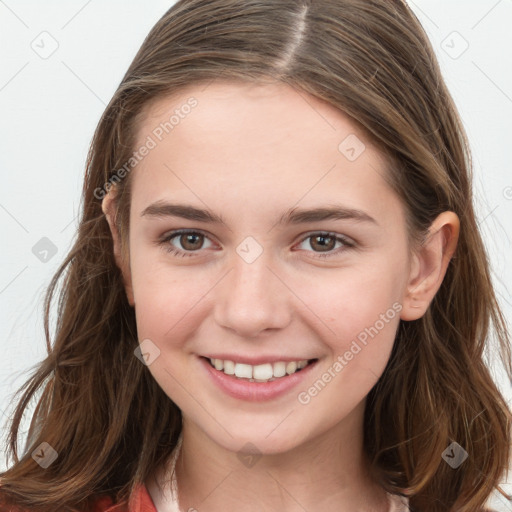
[0,1,510,511]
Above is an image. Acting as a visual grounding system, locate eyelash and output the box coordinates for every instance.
[158,229,355,259]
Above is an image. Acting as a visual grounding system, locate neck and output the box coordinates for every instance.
[149,401,390,512]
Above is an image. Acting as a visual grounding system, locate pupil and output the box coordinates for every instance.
[183,234,201,250]
[314,235,333,251]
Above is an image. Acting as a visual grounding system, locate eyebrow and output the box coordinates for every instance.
[140,201,378,226]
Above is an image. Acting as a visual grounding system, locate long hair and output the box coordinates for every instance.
[1,1,510,511]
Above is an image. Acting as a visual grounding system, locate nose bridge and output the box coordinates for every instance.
[214,236,291,337]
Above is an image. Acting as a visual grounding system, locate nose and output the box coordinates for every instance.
[213,247,292,338]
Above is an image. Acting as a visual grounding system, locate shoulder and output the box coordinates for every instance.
[77,485,155,512]
[386,493,499,512]
[90,495,126,512]
[0,481,152,512]
[92,485,156,512]
[0,493,121,512]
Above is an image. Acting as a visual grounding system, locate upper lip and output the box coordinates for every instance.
[201,354,318,366]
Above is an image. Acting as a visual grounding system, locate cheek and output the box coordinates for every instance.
[296,279,401,414]
[296,262,404,339]
[292,264,403,398]
[128,244,209,334]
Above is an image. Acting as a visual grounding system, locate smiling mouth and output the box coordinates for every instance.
[202,357,318,383]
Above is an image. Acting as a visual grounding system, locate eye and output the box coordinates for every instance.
[158,229,214,257]
[158,229,355,259]
[295,232,355,259]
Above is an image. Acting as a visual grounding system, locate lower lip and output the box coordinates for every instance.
[199,357,318,402]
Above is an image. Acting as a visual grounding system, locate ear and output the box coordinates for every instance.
[101,187,135,307]
[400,211,460,321]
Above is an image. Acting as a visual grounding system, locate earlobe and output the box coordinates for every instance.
[101,188,135,307]
[400,211,460,321]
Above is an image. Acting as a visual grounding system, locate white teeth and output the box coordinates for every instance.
[209,358,311,380]
[223,360,235,375]
[234,363,253,379]
[286,361,297,374]
[252,363,273,380]
[273,361,287,378]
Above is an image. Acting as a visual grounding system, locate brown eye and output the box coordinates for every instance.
[309,234,336,252]
[179,232,204,251]
[159,230,214,257]
[296,232,354,259]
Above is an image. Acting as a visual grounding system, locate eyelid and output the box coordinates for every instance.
[159,228,217,251]
[297,230,355,246]
[293,231,356,258]
[158,229,356,258]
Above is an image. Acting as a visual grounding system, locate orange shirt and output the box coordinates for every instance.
[91,485,157,512]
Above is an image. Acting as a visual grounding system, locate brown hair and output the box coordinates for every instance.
[1,1,510,511]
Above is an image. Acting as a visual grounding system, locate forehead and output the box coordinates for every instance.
[137,79,373,148]
[129,80,402,226]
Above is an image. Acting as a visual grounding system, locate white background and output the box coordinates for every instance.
[0,1,511,510]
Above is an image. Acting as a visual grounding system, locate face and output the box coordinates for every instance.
[116,80,415,454]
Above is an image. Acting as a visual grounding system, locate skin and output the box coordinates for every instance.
[102,80,459,512]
